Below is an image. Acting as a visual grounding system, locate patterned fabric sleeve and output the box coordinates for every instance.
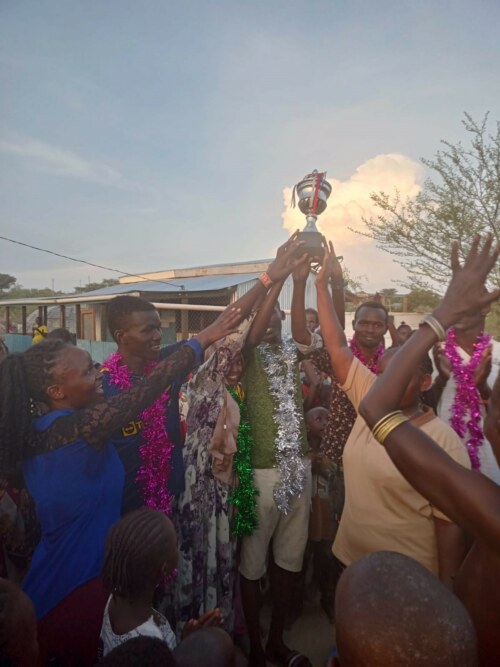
[41,345,197,454]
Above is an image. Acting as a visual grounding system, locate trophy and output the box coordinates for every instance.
[291,169,332,260]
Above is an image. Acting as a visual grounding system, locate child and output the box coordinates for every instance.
[99,509,221,657]
[306,406,335,621]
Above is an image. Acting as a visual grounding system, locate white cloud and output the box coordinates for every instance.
[281,154,425,289]
[0,133,124,188]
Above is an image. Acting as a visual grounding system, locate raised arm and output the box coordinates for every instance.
[47,307,244,452]
[359,235,500,549]
[316,240,354,385]
[291,246,345,347]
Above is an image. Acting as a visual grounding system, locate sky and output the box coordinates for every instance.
[1,0,499,293]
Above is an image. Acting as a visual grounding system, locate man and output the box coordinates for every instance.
[433,310,500,484]
[239,280,312,667]
[291,252,388,511]
[101,295,206,514]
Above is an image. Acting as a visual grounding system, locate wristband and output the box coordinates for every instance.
[259,272,273,289]
[372,410,409,445]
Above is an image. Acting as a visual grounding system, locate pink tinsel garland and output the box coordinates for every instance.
[443,329,491,470]
[104,351,174,516]
[349,337,385,373]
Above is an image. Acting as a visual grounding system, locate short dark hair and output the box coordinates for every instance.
[107,296,156,341]
[174,628,234,667]
[354,301,389,324]
[100,636,177,666]
[101,509,177,599]
[46,328,75,344]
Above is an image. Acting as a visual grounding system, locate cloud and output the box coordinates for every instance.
[281,154,425,288]
[0,133,124,188]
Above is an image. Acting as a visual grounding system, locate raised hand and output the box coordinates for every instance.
[267,230,309,282]
[196,306,243,348]
[434,235,500,329]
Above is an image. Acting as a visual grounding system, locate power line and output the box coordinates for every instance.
[0,235,185,290]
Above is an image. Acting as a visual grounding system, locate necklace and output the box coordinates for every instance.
[103,351,174,516]
[349,337,384,373]
[443,328,491,469]
[259,342,306,514]
[226,384,259,536]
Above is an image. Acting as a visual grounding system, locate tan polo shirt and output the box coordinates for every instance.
[333,357,471,575]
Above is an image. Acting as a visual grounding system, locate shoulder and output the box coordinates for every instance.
[421,415,471,467]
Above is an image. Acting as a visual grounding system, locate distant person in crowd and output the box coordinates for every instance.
[0,339,8,364]
[99,636,178,667]
[306,406,335,621]
[173,239,306,636]
[359,235,500,664]
[100,509,222,657]
[0,578,39,667]
[31,317,47,344]
[46,327,76,345]
[433,307,500,484]
[396,322,413,344]
[332,551,478,667]
[305,307,319,333]
[315,240,469,588]
[0,307,240,665]
[174,628,235,667]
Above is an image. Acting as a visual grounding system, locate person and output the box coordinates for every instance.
[0,339,8,364]
[305,406,335,621]
[331,551,478,667]
[315,240,470,586]
[0,307,240,665]
[396,322,413,344]
[172,237,308,636]
[46,327,76,344]
[99,509,222,658]
[173,628,235,667]
[358,234,500,664]
[99,636,178,667]
[31,317,47,344]
[0,578,39,667]
[305,308,319,333]
[433,309,500,484]
[239,272,313,667]
[292,256,388,497]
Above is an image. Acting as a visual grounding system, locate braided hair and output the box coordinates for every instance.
[0,339,68,477]
[102,509,177,599]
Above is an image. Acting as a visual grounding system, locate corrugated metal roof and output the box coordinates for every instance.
[76,272,262,296]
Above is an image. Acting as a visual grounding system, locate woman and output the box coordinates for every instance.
[169,236,309,636]
[315,240,470,586]
[0,307,240,665]
[359,235,500,665]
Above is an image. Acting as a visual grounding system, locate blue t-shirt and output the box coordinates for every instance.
[101,339,203,514]
[23,409,124,619]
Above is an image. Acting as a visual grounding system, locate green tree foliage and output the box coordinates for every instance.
[405,285,441,313]
[0,274,16,291]
[359,113,500,291]
[73,278,119,293]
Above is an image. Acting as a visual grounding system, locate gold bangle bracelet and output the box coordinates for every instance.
[372,411,402,440]
[372,411,409,445]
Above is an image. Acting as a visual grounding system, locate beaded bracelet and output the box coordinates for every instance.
[372,410,409,445]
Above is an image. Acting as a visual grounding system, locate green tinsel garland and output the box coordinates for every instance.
[227,386,259,536]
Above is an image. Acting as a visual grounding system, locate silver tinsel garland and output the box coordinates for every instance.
[260,342,306,513]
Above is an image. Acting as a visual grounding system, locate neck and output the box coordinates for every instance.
[109,591,154,633]
[308,435,322,451]
[118,350,149,375]
[454,324,483,354]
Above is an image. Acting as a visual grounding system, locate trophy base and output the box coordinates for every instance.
[295,231,324,261]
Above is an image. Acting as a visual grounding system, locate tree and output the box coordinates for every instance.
[405,285,441,313]
[0,274,16,291]
[359,113,500,291]
[73,278,119,293]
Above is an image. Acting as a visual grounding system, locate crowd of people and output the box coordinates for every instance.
[0,232,499,666]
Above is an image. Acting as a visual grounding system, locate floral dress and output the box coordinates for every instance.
[167,318,253,636]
